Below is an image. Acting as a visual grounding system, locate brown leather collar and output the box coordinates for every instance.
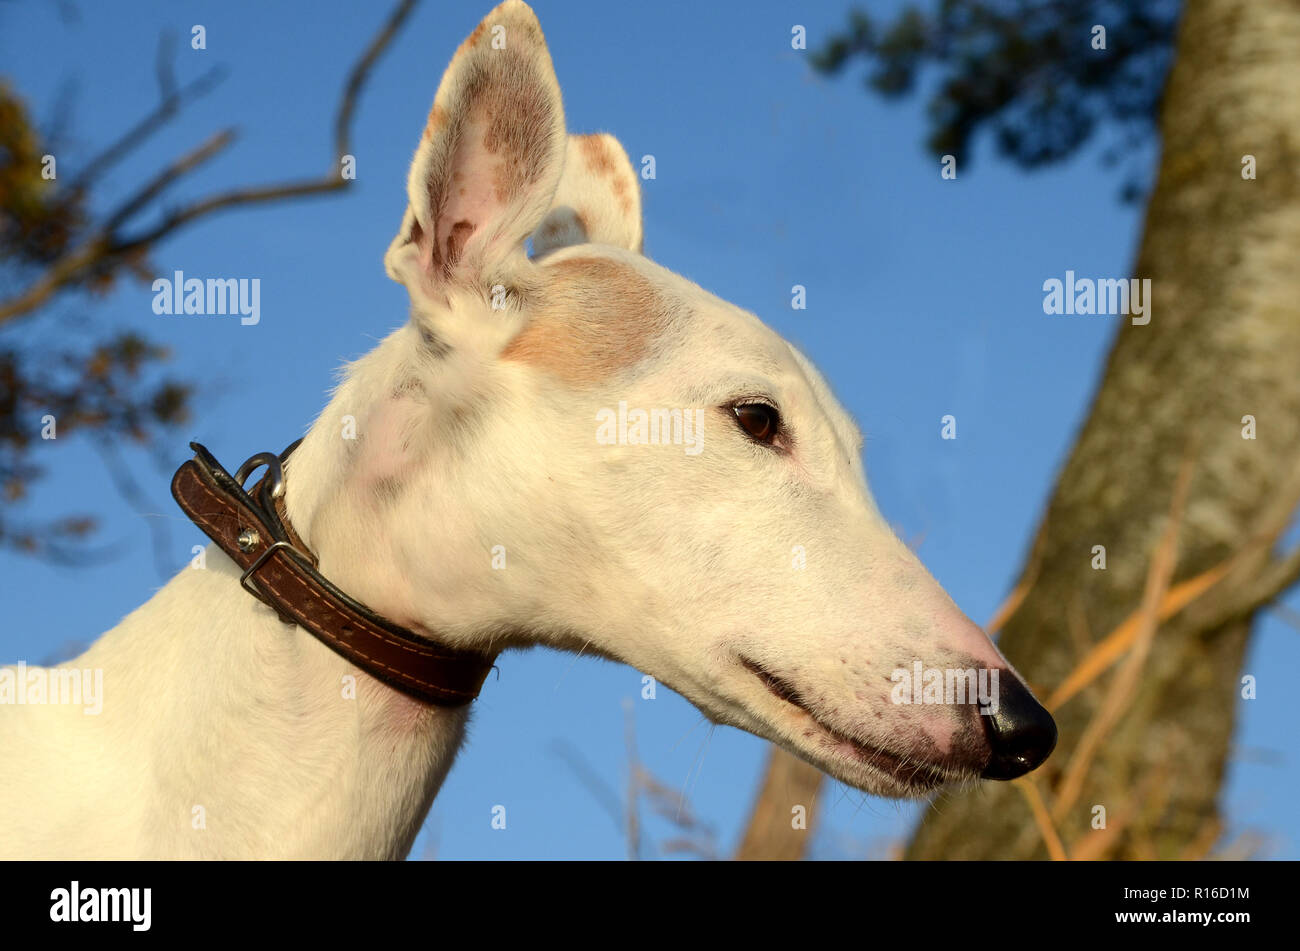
[171,441,494,707]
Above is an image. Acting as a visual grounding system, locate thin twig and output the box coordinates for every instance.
[1066,758,1169,861]
[1047,561,1230,711]
[549,739,625,834]
[1014,777,1067,861]
[1050,449,1197,824]
[1048,461,1300,712]
[102,130,236,233]
[623,698,642,861]
[67,54,228,194]
[0,0,420,326]
[985,552,1042,636]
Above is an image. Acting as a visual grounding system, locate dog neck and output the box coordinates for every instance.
[66,391,479,859]
[80,550,470,859]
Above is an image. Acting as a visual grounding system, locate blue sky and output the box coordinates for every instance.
[2,0,1295,859]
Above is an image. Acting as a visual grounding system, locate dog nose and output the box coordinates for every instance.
[980,673,1057,780]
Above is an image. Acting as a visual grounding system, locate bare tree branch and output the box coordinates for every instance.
[0,0,419,325]
[67,55,228,195]
[102,129,236,234]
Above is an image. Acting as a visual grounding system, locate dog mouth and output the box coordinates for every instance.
[739,657,952,793]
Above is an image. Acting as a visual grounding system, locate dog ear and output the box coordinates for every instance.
[531,134,643,255]
[385,0,566,289]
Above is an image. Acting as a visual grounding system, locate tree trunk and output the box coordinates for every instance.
[734,748,823,860]
[906,0,1300,859]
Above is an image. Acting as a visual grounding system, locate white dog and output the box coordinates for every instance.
[0,1,1053,859]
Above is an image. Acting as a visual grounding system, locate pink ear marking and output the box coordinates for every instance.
[392,1,567,288]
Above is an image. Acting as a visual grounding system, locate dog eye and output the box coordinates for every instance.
[732,403,780,444]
